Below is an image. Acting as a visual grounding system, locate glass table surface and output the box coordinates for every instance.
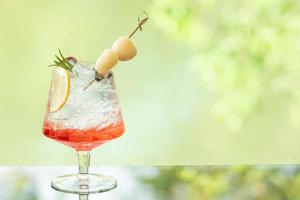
[0,166,299,200]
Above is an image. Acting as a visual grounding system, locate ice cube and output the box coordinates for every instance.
[48,62,122,130]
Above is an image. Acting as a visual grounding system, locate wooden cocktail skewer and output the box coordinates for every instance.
[83,11,149,91]
[129,11,149,38]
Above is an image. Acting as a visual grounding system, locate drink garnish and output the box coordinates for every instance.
[112,36,136,61]
[83,11,149,91]
[49,67,71,112]
[48,49,74,72]
[47,49,75,112]
[95,49,119,76]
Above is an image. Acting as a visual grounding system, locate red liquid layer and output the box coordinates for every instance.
[43,122,125,151]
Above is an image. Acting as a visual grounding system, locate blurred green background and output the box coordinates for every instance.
[0,0,300,164]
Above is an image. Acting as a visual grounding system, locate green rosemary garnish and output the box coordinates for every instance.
[48,49,73,71]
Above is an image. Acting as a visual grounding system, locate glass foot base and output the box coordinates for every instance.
[51,173,117,194]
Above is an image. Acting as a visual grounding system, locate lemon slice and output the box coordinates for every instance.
[49,67,70,112]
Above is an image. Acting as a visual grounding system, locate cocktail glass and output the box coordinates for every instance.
[42,61,125,194]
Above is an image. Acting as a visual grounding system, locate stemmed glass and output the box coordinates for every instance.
[42,61,125,194]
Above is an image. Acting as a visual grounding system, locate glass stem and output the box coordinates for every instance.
[79,194,89,200]
[77,151,90,175]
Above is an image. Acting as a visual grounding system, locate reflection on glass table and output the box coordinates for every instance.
[0,166,300,200]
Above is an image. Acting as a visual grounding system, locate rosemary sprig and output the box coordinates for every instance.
[48,49,73,71]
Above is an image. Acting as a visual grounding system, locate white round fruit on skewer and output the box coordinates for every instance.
[112,36,137,61]
[94,49,119,75]
[83,11,149,91]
